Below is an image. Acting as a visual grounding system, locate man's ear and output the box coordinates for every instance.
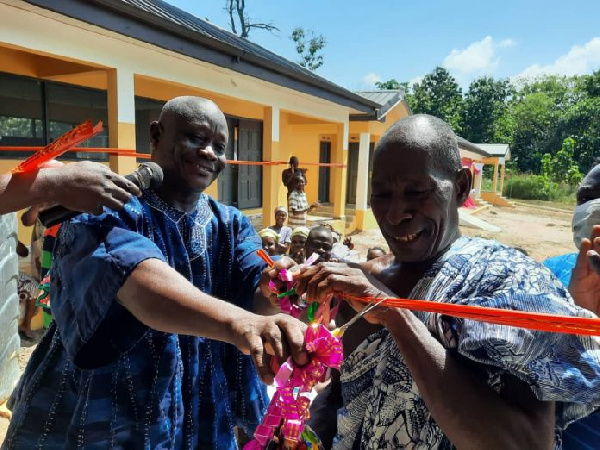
[149,121,162,150]
[455,167,472,205]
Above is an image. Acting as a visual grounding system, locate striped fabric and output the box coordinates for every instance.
[288,190,310,228]
[335,237,600,449]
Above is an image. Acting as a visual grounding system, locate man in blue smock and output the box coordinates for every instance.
[4,96,307,449]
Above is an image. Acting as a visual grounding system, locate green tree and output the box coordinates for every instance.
[291,28,326,71]
[411,67,463,132]
[374,79,402,90]
[462,77,512,143]
[224,0,278,38]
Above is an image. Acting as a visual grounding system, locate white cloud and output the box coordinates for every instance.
[408,75,423,87]
[362,72,382,86]
[517,37,600,79]
[443,36,512,75]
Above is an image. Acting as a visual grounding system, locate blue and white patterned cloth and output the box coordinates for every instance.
[4,190,268,449]
[335,237,600,449]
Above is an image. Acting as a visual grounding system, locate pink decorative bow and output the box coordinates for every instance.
[245,324,343,449]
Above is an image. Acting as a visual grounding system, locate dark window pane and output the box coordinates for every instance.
[46,83,109,161]
[0,73,44,159]
[135,96,163,161]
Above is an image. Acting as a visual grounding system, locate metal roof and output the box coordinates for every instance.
[356,90,405,119]
[457,137,490,157]
[473,143,510,157]
[23,0,381,114]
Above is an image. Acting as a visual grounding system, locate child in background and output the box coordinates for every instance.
[289,226,310,264]
[268,206,292,255]
[288,174,319,228]
[258,228,279,257]
[367,246,387,261]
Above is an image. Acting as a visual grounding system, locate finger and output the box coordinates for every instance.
[246,334,273,384]
[107,185,133,205]
[262,324,284,363]
[39,159,64,169]
[294,265,323,296]
[588,250,600,276]
[277,316,308,366]
[575,238,593,277]
[593,225,600,241]
[111,174,142,197]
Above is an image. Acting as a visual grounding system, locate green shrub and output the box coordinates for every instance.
[503,174,577,201]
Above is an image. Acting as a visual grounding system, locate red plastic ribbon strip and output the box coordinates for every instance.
[11,121,103,173]
[345,294,600,336]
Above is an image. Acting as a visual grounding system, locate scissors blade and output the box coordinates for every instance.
[334,296,387,337]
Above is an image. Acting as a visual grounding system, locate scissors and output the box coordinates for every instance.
[333,294,387,337]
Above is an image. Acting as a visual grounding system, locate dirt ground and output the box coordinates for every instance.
[0,204,575,443]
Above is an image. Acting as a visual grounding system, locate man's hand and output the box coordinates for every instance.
[295,262,385,304]
[41,161,142,214]
[260,256,298,308]
[569,224,600,316]
[231,313,308,384]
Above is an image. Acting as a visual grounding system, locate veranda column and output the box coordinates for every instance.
[492,162,500,193]
[499,164,506,195]
[107,68,137,175]
[332,121,349,219]
[355,132,371,229]
[262,106,282,228]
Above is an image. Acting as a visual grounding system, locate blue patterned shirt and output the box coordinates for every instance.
[4,191,268,449]
[336,237,600,449]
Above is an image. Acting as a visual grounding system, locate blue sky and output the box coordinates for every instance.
[167,0,600,91]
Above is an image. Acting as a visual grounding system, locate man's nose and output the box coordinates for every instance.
[386,195,413,225]
[198,144,217,160]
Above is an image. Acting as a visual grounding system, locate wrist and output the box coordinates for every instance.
[35,168,60,204]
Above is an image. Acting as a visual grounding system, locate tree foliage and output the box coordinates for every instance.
[291,28,326,71]
[374,68,600,181]
[224,0,278,38]
[410,67,463,133]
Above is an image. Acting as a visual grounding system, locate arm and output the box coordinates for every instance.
[0,161,140,215]
[296,263,555,449]
[380,308,554,449]
[118,258,307,384]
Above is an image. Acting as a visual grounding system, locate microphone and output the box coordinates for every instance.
[38,162,163,228]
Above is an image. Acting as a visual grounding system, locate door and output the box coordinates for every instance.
[346,142,359,204]
[318,141,331,203]
[237,119,263,209]
[218,117,236,206]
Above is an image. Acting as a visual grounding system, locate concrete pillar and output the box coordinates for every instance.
[492,162,499,193]
[473,163,484,197]
[0,213,20,406]
[107,68,137,175]
[355,132,371,229]
[262,106,282,228]
[499,164,506,195]
[332,121,349,219]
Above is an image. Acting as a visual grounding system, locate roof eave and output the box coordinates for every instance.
[22,0,380,113]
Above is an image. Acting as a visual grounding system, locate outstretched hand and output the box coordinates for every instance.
[569,224,600,316]
[231,313,308,384]
[42,161,141,214]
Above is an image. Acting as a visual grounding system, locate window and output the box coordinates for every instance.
[135,96,164,160]
[0,74,44,158]
[0,72,109,161]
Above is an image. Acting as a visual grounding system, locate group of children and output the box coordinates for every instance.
[258,206,387,264]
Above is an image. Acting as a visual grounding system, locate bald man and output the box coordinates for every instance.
[5,97,307,449]
[300,114,600,449]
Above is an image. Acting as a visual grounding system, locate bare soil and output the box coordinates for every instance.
[0,204,574,444]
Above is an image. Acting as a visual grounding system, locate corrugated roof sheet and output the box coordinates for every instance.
[473,143,510,157]
[355,90,404,119]
[119,0,373,105]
